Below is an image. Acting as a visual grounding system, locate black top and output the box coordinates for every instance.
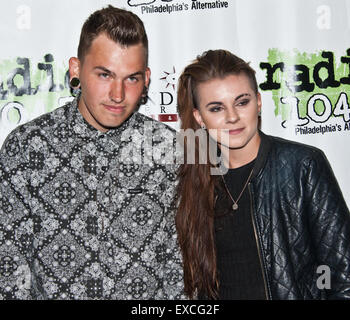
[214,159,266,300]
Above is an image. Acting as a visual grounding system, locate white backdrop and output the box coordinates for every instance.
[1,0,349,207]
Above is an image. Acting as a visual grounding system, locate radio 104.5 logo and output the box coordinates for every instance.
[260,48,350,136]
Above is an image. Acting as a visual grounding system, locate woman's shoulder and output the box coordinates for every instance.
[264,132,324,156]
[260,132,327,169]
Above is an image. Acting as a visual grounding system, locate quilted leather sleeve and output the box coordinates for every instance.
[251,134,350,300]
[304,150,350,299]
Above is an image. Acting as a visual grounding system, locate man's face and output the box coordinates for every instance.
[70,33,150,132]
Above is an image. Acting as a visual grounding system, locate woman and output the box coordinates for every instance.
[175,49,350,300]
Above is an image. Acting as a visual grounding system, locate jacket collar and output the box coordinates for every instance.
[251,131,272,180]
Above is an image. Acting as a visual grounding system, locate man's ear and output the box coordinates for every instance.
[193,108,204,127]
[69,57,81,80]
[144,67,151,88]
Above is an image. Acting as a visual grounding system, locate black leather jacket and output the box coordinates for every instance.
[220,131,350,300]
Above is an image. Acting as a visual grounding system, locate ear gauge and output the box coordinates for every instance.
[201,124,206,129]
[70,77,80,88]
[69,77,81,97]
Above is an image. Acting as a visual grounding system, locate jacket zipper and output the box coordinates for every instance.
[248,184,270,300]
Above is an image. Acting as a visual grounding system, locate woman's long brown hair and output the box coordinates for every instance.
[176,50,258,299]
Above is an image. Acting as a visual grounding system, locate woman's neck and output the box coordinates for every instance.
[220,134,261,169]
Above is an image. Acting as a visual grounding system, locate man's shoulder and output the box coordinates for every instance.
[1,103,73,150]
[9,104,71,134]
[133,112,177,136]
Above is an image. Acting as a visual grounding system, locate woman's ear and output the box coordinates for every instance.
[257,92,262,114]
[193,108,204,128]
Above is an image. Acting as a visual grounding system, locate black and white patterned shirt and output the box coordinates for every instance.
[0,96,184,299]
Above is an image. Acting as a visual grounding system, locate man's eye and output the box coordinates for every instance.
[128,76,139,82]
[99,73,110,79]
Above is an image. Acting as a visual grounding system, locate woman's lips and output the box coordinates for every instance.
[228,128,244,135]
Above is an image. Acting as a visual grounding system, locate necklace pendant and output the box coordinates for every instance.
[232,203,238,210]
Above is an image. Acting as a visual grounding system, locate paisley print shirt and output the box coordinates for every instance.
[0,97,184,300]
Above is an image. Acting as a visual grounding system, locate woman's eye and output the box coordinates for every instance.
[209,106,222,112]
[237,99,249,106]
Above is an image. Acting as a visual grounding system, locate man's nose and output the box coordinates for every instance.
[110,80,125,103]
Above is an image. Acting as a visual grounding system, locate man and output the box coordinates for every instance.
[0,6,184,299]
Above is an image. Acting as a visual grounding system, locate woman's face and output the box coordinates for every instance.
[193,73,261,154]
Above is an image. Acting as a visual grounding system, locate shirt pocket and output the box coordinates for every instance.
[108,184,163,248]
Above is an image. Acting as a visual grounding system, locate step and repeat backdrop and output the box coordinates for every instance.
[0,0,349,206]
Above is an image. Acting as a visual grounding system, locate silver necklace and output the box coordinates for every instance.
[220,168,254,211]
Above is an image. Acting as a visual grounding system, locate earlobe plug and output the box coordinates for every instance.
[70,77,80,88]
